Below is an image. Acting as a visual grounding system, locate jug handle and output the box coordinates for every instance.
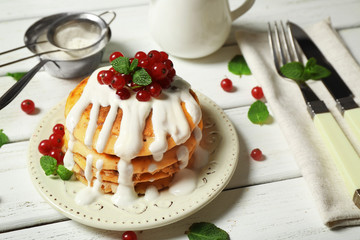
[230,0,255,22]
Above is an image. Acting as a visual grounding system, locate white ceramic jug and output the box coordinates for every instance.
[149,0,255,59]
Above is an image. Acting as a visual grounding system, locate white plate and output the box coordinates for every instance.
[28,92,239,231]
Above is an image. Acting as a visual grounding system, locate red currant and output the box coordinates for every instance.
[101,70,115,85]
[38,139,52,155]
[147,50,161,64]
[163,59,174,71]
[221,78,233,92]
[21,99,35,114]
[160,51,169,61]
[116,88,131,100]
[167,68,176,79]
[49,148,64,164]
[97,70,106,84]
[109,51,124,62]
[150,63,168,80]
[148,82,162,97]
[110,74,126,90]
[158,77,172,89]
[134,51,147,60]
[49,133,63,149]
[53,124,65,136]
[138,58,149,68]
[250,148,263,161]
[136,90,151,102]
[109,67,117,73]
[251,86,264,99]
[122,231,137,240]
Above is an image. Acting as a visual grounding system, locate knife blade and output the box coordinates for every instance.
[288,21,360,208]
[289,21,360,142]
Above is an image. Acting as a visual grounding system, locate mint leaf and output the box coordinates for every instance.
[56,165,73,180]
[304,58,331,80]
[133,68,152,86]
[280,62,304,82]
[129,58,139,72]
[111,57,130,74]
[187,222,229,240]
[0,129,9,148]
[40,156,57,176]
[228,55,251,76]
[248,100,269,124]
[6,72,27,81]
[280,58,331,83]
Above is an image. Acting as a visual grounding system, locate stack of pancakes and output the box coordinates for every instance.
[64,78,202,194]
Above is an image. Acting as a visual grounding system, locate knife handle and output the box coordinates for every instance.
[313,112,360,196]
[344,108,360,146]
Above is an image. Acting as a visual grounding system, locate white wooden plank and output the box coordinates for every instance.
[0,142,66,232]
[2,178,360,239]
[0,0,147,22]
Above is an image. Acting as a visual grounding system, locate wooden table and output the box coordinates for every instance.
[1,0,360,239]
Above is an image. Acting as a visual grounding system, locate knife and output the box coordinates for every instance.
[289,21,360,146]
[288,21,360,208]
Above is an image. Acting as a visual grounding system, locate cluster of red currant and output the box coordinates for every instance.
[38,124,65,164]
[97,50,176,102]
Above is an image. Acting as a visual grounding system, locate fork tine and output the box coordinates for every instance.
[285,21,303,64]
[267,22,281,74]
[274,22,287,66]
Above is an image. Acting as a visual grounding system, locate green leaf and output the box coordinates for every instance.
[305,57,317,69]
[280,62,305,82]
[0,129,9,148]
[40,156,57,176]
[280,58,331,83]
[111,56,130,74]
[187,222,229,240]
[129,58,139,72]
[6,72,27,81]
[132,68,152,86]
[56,165,73,180]
[228,55,251,76]
[248,100,270,125]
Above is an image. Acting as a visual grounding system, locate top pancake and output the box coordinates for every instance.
[65,77,202,157]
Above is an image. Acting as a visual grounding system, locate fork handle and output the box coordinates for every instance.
[313,112,360,207]
[344,108,360,146]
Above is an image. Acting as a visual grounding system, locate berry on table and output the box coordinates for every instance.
[250,148,263,161]
[220,78,233,92]
[21,99,35,114]
[251,86,264,99]
[122,231,137,240]
[109,51,124,62]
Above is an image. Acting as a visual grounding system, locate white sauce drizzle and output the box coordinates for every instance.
[148,163,157,173]
[75,158,103,205]
[65,66,202,206]
[177,146,189,169]
[169,169,197,196]
[144,185,160,201]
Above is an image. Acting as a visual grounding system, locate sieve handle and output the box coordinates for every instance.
[99,11,116,26]
[0,59,56,110]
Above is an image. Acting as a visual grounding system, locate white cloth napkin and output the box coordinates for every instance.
[236,19,360,228]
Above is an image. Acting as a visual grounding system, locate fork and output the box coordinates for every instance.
[268,21,360,208]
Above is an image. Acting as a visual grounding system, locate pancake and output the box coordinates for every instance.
[63,66,203,200]
[65,77,201,157]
